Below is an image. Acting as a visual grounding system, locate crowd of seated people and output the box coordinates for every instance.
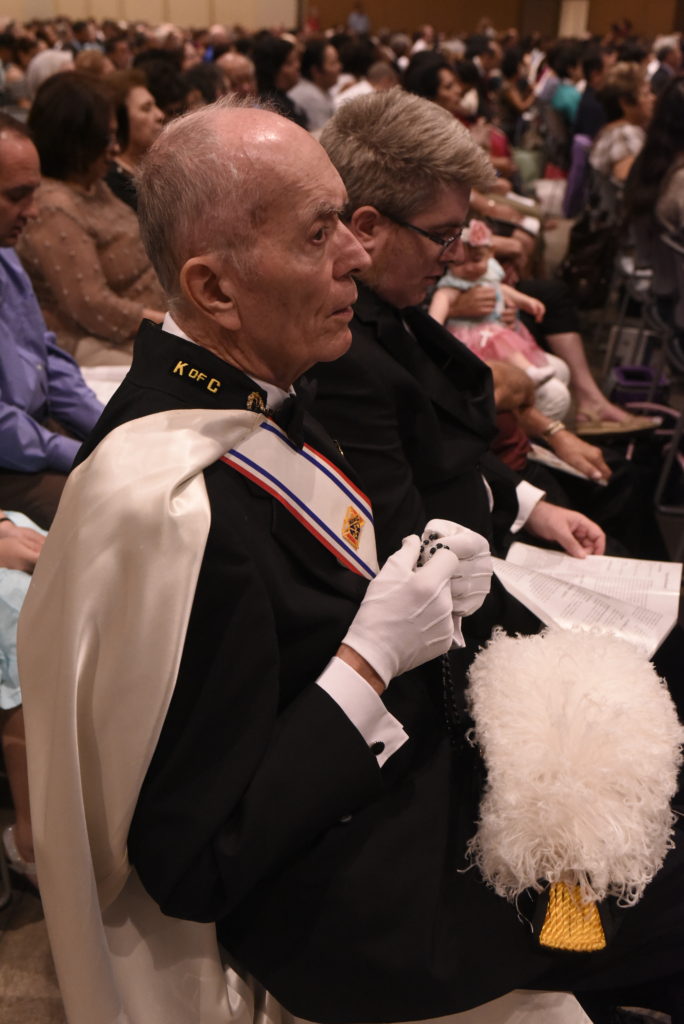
[623,76,684,375]
[0,9,682,966]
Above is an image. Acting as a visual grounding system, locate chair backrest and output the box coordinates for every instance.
[0,841,10,910]
[654,411,684,560]
[654,233,684,330]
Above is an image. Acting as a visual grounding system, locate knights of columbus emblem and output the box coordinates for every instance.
[342,506,364,550]
[246,390,266,413]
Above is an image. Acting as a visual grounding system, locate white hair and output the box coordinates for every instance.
[138,97,267,306]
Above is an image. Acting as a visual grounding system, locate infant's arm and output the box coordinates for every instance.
[500,283,545,322]
[428,287,455,325]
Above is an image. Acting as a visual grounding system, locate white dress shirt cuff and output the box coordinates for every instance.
[512,480,545,533]
[316,657,408,767]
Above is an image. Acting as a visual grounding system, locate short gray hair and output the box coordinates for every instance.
[320,88,495,221]
[138,96,267,307]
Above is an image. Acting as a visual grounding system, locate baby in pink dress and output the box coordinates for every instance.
[429,219,571,419]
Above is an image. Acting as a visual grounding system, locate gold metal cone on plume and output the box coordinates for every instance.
[539,882,607,952]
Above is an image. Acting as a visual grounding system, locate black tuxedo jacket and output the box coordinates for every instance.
[313,286,528,557]
[312,285,540,647]
[77,322,683,1022]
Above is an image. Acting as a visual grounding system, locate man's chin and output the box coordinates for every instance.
[400,286,431,309]
[319,326,353,365]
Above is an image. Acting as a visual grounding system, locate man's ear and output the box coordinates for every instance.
[348,206,389,253]
[179,254,242,331]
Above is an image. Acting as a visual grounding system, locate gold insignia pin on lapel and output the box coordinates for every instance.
[342,506,365,550]
[246,391,266,413]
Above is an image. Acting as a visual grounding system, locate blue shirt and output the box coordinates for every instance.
[551,82,581,127]
[0,248,103,473]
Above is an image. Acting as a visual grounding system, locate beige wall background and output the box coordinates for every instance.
[313,0,523,34]
[311,0,674,35]
[7,0,297,28]
[587,0,676,37]
[6,0,677,35]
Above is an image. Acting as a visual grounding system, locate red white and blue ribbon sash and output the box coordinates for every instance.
[221,419,379,580]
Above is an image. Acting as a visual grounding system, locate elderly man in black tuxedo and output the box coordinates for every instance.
[18,97,497,1024]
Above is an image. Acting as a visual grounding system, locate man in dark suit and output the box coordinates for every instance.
[650,42,681,96]
[312,88,684,1020]
[314,89,606,570]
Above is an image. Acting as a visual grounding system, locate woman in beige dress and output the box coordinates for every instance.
[17,72,164,367]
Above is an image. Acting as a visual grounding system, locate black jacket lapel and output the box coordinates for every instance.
[354,286,497,444]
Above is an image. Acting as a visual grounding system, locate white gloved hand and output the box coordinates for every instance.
[342,533,462,687]
[419,519,492,646]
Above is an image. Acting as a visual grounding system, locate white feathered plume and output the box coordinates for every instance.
[466,627,684,906]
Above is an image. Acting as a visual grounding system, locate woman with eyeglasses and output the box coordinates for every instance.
[17,72,164,368]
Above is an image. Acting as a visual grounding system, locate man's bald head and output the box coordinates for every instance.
[216,52,256,97]
[0,114,40,247]
[138,98,314,307]
[140,96,365,388]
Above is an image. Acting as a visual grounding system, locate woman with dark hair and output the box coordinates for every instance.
[133,54,189,120]
[498,48,535,143]
[182,62,225,108]
[17,72,164,366]
[251,33,307,128]
[549,41,583,127]
[625,76,684,233]
[402,52,462,116]
[454,58,484,122]
[105,68,164,210]
[624,77,684,369]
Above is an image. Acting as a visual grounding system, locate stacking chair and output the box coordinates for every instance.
[0,843,10,910]
[562,133,592,218]
[653,406,684,560]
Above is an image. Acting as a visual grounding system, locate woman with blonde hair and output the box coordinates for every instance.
[589,61,654,216]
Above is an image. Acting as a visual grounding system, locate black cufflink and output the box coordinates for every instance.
[370,741,385,756]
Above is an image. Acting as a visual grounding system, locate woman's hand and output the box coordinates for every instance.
[548,430,612,483]
[447,285,497,320]
[0,518,44,572]
[488,361,534,411]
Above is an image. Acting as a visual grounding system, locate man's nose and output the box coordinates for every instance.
[24,195,39,221]
[336,220,371,276]
[441,237,466,266]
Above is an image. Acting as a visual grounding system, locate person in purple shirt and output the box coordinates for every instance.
[0,112,103,528]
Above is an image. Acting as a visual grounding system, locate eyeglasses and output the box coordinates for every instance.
[381,212,464,256]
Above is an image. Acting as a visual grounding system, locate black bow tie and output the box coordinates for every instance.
[270,377,317,448]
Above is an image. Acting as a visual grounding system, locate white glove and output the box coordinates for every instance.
[419,519,492,645]
[342,533,462,687]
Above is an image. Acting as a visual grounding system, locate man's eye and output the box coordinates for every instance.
[312,227,326,243]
